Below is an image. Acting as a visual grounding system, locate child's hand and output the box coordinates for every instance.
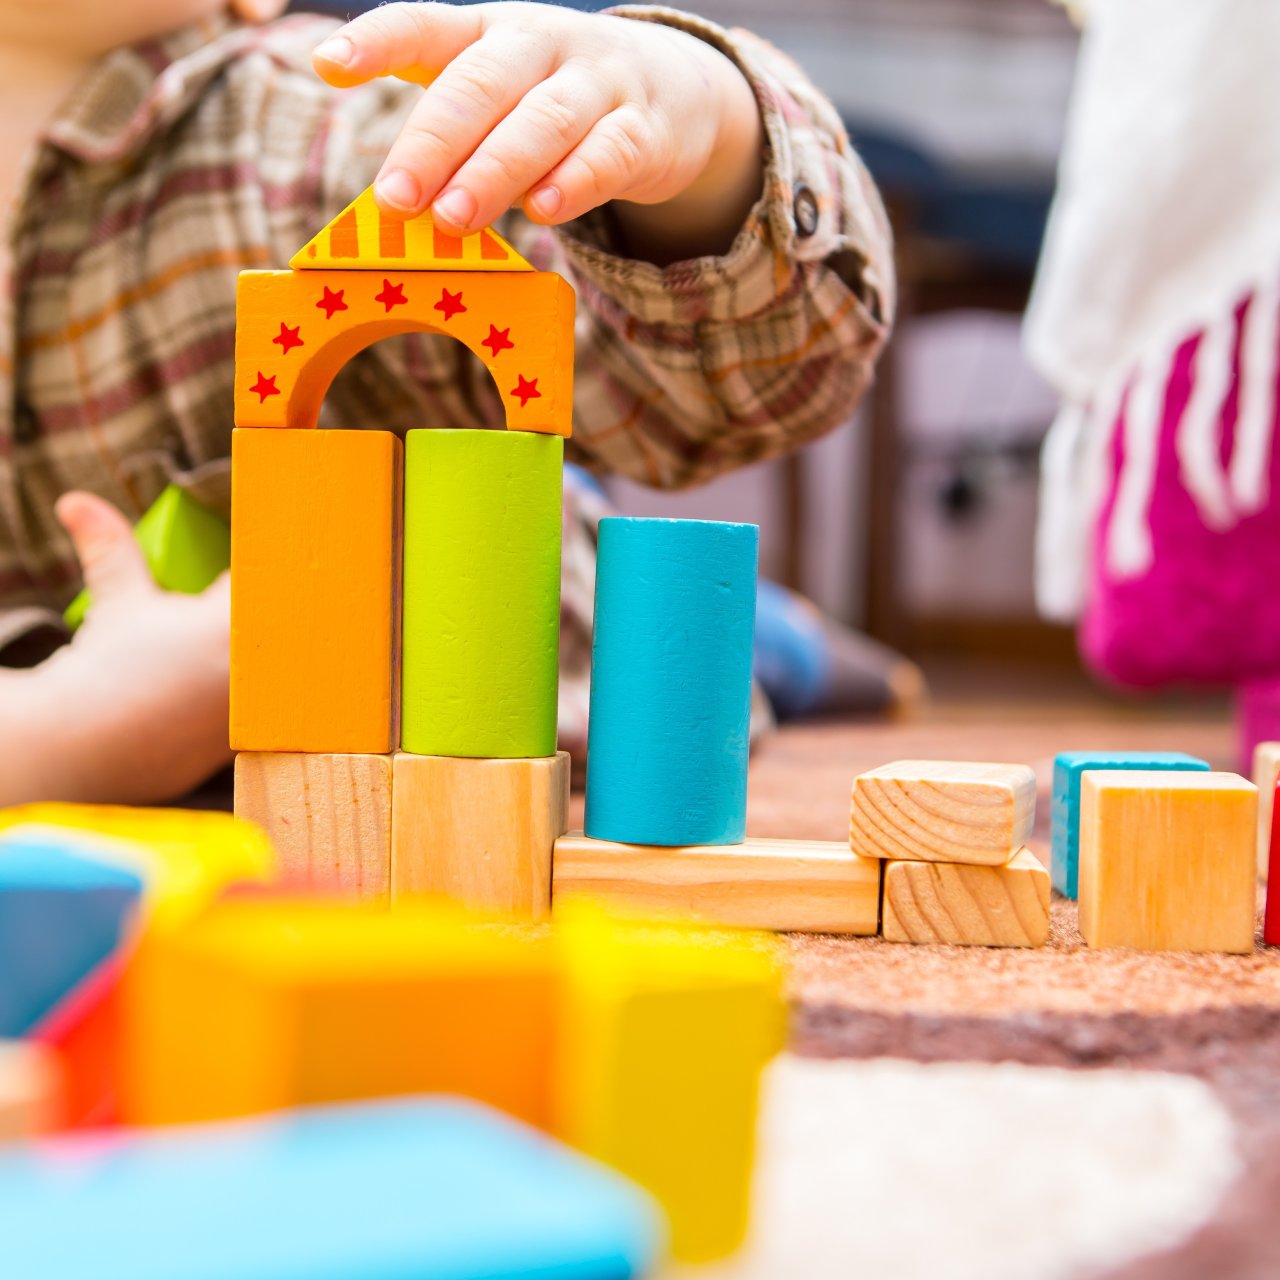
[15,493,233,805]
[313,1,764,260]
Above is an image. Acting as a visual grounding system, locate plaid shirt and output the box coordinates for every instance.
[0,7,892,677]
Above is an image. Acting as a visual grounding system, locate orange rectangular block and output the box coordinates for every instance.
[230,428,402,753]
[121,899,557,1129]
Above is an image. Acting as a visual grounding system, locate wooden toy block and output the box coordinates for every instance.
[401,430,563,758]
[0,1041,58,1140]
[235,268,574,436]
[1079,771,1257,953]
[391,752,569,920]
[291,186,534,272]
[849,759,1037,866]
[0,803,277,933]
[0,1099,662,1280]
[1253,741,1280,877]
[881,848,1050,947]
[1051,752,1210,898]
[234,753,392,902]
[554,903,784,1263]
[585,518,759,847]
[0,835,142,1037]
[121,899,557,1129]
[230,427,402,754]
[552,833,881,934]
[1266,780,1280,946]
[65,484,230,629]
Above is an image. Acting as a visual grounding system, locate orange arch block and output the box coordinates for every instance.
[234,269,575,437]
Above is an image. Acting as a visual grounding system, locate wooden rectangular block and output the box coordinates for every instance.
[0,1099,661,1279]
[554,903,783,1264]
[235,753,392,902]
[230,427,402,753]
[121,899,557,1129]
[1253,741,1280,877]
[850,760,1036,865]
[882,848,1050,947]
[1079,771,1257,953]
[392,753,569,920]
[552,834,881,934]
[0,1041,58,1140]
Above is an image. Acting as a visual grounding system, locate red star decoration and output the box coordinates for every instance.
[316,286,348,320]
[375,279,408,312]
[434,288,466,322]
[250,373,280,403]
[510,375,541,408]
[273,323,304,354]
[482,325,515,358]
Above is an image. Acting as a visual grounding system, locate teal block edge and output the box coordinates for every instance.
[1051,751,1211,899]
[64,486,231,630]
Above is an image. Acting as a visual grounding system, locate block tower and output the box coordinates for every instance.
[231,189,575,917]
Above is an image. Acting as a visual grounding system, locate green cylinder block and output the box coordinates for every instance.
[401,429,563,758]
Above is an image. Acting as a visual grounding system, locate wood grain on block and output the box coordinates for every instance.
[234,753,392,902]
[229,428,401,753]
[552,834,881,934]
[391,753,569,920]
[0,1041,58,1140]
[1252,741,1280,878]
[1079,771,1257,954]
[850,759,1036,865]
[881,849,1050,948]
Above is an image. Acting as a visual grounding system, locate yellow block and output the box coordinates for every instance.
[0,804,276,933]
[1079,771,1257,953]
[121,898,557,1129]
[553,903,784,1263]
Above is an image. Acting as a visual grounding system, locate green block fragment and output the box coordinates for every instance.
[64,486,231,630]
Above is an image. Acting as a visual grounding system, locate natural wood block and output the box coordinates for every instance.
[552,834,881,934]
[554,903,783,1263]
[850,760,1036,865]
[392,753,569,920]
[881,849,1050,947]
[1253,741,1280,878]
[0,1041,58,1140]
[1079,771,1257,953]
[234,753,392,902]
[121,899,557,1128]
[229,427,402,754]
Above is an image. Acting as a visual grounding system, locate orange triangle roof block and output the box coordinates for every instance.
[291,188,533,273]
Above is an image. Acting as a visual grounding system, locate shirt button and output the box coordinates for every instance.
[793,182,820,238]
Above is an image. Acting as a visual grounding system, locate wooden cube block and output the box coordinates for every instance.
[121,899,556,1129]
[1253,741,1280,877]
[391,753,569,920]
[1265,781,1280,946]
[0,1099,661,1279]
[230,427,402,754]
[235,753,392,902]
[554,903,783,1263]
[0,1041,58,1140]
[850,760,1036,865]
[552,834,881,934]
[881,849,1050,947]
[1079,771,1257,953]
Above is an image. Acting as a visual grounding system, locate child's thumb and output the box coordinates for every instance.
[55,491,152,602]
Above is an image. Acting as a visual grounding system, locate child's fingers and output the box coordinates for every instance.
[434,70,612,234]
[525,108,666,226]
[313,1,498,89]
[54,492,153,604]
[373,32,558,218]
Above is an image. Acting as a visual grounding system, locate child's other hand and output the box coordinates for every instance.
[312,1,763,257]
[34,493,232,803]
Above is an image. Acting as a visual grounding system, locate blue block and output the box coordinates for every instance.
[0,1098,663,1280]
[1051,752,1211,899]
[0,836,143,1036]
[585,518,758,846]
